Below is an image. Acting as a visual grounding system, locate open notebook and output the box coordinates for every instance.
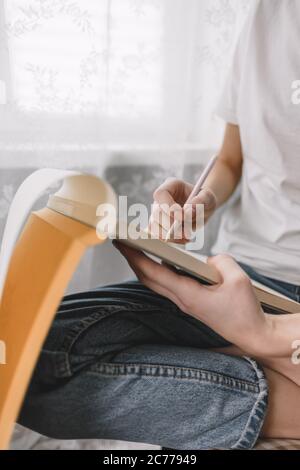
[119,236,300,315]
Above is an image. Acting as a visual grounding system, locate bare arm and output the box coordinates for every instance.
[150,123,243,241]
[260,313,300,359]
[202,123,243,208]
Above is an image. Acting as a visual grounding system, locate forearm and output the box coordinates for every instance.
[232,312,300,359]
[259,313,300,359]
[202,123,243,208]
[232,314,300,388]
[203,158,241,208]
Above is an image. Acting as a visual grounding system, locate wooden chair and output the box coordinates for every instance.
[0,173,114,449]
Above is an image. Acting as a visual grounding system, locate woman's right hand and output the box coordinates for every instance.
[148,177,217,243]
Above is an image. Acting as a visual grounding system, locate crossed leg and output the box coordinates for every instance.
[19,281,300,448]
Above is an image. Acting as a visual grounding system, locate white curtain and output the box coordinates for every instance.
[0,0,249,166]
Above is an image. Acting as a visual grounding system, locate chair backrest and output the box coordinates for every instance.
[0,208,104,449]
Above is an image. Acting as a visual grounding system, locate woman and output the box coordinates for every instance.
[19,0,300,449]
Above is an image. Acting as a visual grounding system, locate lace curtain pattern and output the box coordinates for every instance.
[0,0,249,151]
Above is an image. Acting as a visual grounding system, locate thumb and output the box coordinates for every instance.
[189,188,217,210]
[207,254,248,285]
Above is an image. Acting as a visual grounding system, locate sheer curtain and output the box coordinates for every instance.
[0,0,249,161]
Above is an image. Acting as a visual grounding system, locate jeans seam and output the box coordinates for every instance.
[58,299,163,314]
[60,303,163,353]
[232,356,269,449]
[87,361,260,393]
[57,305,173,376]
[55,351,72,377]
[60,309,120,355]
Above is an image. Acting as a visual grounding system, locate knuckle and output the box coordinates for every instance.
[153,178,177,198]
[215,254,231,263]
[182,298,195,313]
[136,258,148,274]
[153,187,162,200]
[203,187,215,198]
[179,304,190,314]
[231,272,250,287]
[204,189,217,206]
[176,293,191,313]
[180,289,195,312]
[170,202,182,211]
[165,176,178,184]
[139,269,152,285]
[136,271,146,283]
[150,206,160,223]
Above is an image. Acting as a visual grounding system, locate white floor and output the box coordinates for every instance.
[11,424,161,450]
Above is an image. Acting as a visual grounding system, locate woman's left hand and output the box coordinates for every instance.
[114,241,272,356]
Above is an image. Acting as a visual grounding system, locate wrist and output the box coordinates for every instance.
[254,313,300,359]
[246,315,277,358]
[201,187,218,222]
[202,185,218,205]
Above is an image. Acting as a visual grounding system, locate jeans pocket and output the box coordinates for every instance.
[34,305,125,382]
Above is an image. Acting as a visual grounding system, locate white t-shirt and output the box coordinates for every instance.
[212,0,300,285]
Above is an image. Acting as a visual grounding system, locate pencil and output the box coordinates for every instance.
[165,154,218,242]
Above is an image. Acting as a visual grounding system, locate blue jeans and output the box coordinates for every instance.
[18,264,300,449]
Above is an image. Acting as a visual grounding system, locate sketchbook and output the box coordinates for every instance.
[119,236,300,314]
[0,169,299,315]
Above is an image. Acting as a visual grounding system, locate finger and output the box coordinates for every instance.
[149,220,189,244]
[114,241,149,264]
[207,254,250,285]
[182,190,216,231]
[114,241,167,278]
[148,209,189,243]
[151,201,183,221]
[189,188,217,211]
[148,219,168,240]
[153,178,193,206]
[182,191,216,229]
[114,241,221,317]
[115,240,196,299]
[150,204,177,230]
[139,277,187,311]
[114,242,188,308]
[181,206,196,238]
[149,203,183,236]
[115,242,162,283]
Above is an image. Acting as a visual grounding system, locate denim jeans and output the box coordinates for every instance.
[18,263,300,450]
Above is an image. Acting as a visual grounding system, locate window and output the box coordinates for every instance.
[1,0,249,151]
[5,0,163,118]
